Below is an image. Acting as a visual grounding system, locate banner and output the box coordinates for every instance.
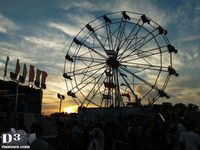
[22,64,27,79]
[34,69,41,87]
[41,71,47,89]
[104,81,116,89]
[15,59,20,77]
[19,64,27,83]
[29,65,35,82]
[35,69,41,82]
[4,56,9,77]
[10,59,20,80]
[122,93,130,101]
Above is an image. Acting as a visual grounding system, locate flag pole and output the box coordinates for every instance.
[59,98,62,113]
[14,59,20,128]
[15,80,19,127]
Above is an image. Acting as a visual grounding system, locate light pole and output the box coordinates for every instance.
[57,93,65,113]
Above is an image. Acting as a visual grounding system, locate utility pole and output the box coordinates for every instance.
[57,93,65,113]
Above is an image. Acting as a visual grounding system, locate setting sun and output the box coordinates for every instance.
[64,107,73,114]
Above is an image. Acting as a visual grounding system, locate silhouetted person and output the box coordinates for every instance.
[30,121,53,150]
[180,121,200,150]
[87,128,104,150]
[56,121,73,150]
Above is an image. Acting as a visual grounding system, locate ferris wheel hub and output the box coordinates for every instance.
[106,57,120,68]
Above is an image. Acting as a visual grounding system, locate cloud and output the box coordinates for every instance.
[197,92,200,96]
[0,13,19,33]
[63,0,95,10]
[178,35,200,43]
[61,0,170,27]
[103,0,170,26]
[171,75,200,89]
[170,1,200,36]
[176,45,200,69]
[48,22,81,37]
[23,36,64,49]
[193,16,200,29]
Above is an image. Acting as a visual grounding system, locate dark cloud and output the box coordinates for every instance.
[196,92,200,96]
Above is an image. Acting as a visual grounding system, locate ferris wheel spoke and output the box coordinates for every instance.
[118,28,157,60]
[162,74,171,90]
[137,46,168,55]
[113,19,127,51]
[79,88,101,107]
[86,24,111,56]
[76,39,107,59]
[74,61,104,73]
[118,24,144,58]
[126,31,158,53]
[104,19,114,50]
[73,48,103,60]
[140,88,154,101]
[71,66,106,97]
[74,56,105,64]
[113,18,123,51]
[72,98,81,106]
[132,51,163,61]
[69,63,105,75]
[132,28,167,54]
[120,66,159,91]
[119,19,142,50]
[119,69,138,100]
[92,32,107,52]
[117,21,127,49]
[119,32,159,60]
[80,65,106,85]
[75,67,105,82]
[79,62,98,82]
[85,78,106,107]
[81,70,106,106]
[121,62,168,72]
[122,50,164,62]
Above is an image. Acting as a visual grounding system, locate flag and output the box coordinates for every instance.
[19,64,27,83]
[35,69,41,82]
[15,59,20,77]
[34,69,41,87]
[10,58,20,80]
[22,64,27,79]
[41,71,47,84]
[29,65,35,82]
[122,93,130,101]
[102,94,111,99]
[104,81,116,89]
[4,56,9,77]
[41,71,47,89]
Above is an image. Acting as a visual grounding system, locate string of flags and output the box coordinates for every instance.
[4,56,47,89]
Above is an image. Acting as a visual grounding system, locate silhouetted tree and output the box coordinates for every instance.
[161,102,173,110]
[174,103,187,115]
[187,103,199,112]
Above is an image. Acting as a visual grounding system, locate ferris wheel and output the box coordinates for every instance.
[63,11,178,108]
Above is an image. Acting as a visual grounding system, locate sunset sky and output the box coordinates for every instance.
[0,0,200,115]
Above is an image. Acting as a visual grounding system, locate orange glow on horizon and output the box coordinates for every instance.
[64,107,73,114]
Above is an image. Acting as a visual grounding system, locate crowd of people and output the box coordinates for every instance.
[51,117,200,150]
[48,104,200,150]
[1,103,200,150]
